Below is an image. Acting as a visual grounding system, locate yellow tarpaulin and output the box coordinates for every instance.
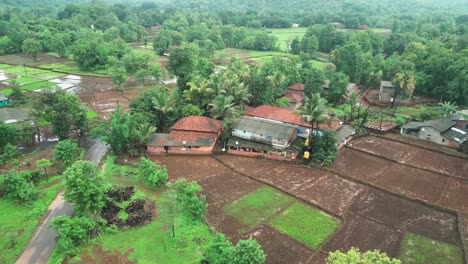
[303,151,310,159]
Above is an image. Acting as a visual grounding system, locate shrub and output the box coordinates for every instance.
[137,157,168,188]
[172,178,207,221]
[0,170,39,203]
[50,216,96,257]
[328,247,401,264]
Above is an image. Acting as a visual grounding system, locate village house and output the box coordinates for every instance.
[282,83,305,110]
[329,22,345,29]
[147,116,222,155]
[451,110,468,130]
[227,116,302,160]
[401,118,468,149]
[0,108,31,125]
[0,95,9,107]
[292,23,300,28]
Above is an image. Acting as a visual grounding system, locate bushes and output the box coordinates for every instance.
[204,233,266,264]
[0,170,38,203]
[172,178,207,221]
[310,130,338,165]
[50,216,96,257]
[137,157,168,188]
[328,247,401,264]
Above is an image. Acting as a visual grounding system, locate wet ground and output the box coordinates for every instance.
[150,135,466,263]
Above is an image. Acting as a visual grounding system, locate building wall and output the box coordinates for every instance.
[148,145,214,155]
[227,149,298,161]
[232,129,289,149]
[379,86,394,103]
[418,127,449,146]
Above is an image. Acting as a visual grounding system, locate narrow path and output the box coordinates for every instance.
[16,139,108,264]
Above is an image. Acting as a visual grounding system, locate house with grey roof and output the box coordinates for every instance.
[0,108,31,125]
[401,118,468,149]
[227,116,302,160]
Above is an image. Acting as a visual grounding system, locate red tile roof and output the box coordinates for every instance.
[287,83,304,91]
[283,93,304,103]
[169,131,217,143]
[171,116,222,133]
[246,105,341,131]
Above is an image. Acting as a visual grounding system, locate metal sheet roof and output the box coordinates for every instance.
[232,116,297,142]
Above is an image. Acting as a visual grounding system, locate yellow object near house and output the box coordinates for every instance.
[305,139,309,146]
[303,151,310,159]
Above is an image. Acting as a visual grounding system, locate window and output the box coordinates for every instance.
[442,139,445,142]
[243,130,246,133]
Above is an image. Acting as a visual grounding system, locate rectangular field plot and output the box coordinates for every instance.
[399,233,464,264]
[224,186,294,227]
[21,81,56,91]
[5,77,43,86]
[269,202,339,250]
[0,89,12,95]
[31,71,66,80]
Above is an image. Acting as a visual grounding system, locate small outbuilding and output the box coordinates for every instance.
[0,95,9,107]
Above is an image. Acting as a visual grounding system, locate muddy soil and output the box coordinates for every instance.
[234,225,314,264]
[70,246,136,264]
[350,136,468,180]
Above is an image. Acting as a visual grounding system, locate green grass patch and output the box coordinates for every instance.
[37,118,51,126]
[0,178,64,264]
[224,186,294,227]
[39,63,107,77]
[31,72,66,80]
[21,81,56,91]
[86,111,98,119]
[0,89,12,95]
[399,233,464,264]
[3,66,46,76]
[268,27,307,51]
[5,77,43,86]
[0,64,12,69]
[269,202,339,250]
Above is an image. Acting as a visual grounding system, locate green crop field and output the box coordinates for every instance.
[21,81,56,91]
[268,28,307,52]
[224,186,294,227]
[269,202,339,250]
[399,233,464,264]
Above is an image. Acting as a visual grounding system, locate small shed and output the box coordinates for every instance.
[0,95,9,107]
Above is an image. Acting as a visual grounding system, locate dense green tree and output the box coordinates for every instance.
[327,72,350,104]
[31,87,87,140]
[290,37,301,54]
[229,238,266,264]
[92,106,130,155]
[300,35,319,57]
[208,95,242,122]
[50,216,96,257]
[54,139,80,170]
[109,65,127,94]
[64,160,105,217]
[22,38,42,61]
[172,178,207,221]
[138,157,168,188]
[301,66,326,96]
[331,42,369,83]
[309,130,338,165]
[0,170,38,203]
[182,104,204,117]
[0,122,17,149]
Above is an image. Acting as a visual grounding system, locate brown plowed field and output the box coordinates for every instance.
[349,188,460,246]
[150,142,464,263]
[294,175,366,217]
[437,179,468,212]
[151,155,227,181]
[350,136,468,180]
[235,225,314,264]
[329,148,391,182]
[374,164,449,203]
[321,212,402,258]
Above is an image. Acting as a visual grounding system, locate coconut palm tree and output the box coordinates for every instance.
[152,88,174,132]
[392,71,416,107]
[184,75,211,109]
[298,93,328,145]
[267,71,286,97]
[208,95,242,121]
[223,79,252,108]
